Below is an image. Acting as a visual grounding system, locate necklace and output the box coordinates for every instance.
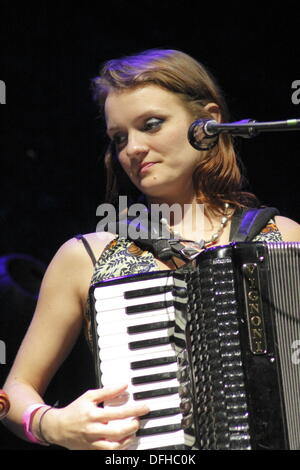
[160,202,230,249]
[203,202,230,247]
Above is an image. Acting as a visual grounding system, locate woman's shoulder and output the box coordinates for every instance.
[41,232,117,303]
[274,215,300,242]
[56,232,117,263]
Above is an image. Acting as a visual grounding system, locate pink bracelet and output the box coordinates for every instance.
[22,403,50,445]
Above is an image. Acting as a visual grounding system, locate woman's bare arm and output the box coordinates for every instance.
[2,233,149,449]
[2,237,95,436]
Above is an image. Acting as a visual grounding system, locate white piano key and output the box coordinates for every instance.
[95,303,175,319]
[99,350,177,377]
[99,342,175,360]
[93,276,175,300]
[102,368,176,384]
[111,381,179,396]
[101,361,179,383]
[96,306,176,325]
[96,291,175,312]
[102,375,179,395]
[138,396,181,412]
[99,351,177,370]
[103,393,180,412]
[139,413,182,429]
[127,430,186,450]
[97,327,172,348]
[101,347,176,365]
[102,389,180,416]
[96,312,175,335]
[103,390,181,410]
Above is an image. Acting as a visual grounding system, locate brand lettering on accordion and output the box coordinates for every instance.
[291,340,300,365]
[0,340,6,364]
[0,80,6,104]
[242,263,267,354]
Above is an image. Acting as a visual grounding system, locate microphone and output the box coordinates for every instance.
[188,118,300,150]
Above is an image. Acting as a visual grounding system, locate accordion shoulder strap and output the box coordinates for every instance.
[229,207,280,242]
[75,234,97,266]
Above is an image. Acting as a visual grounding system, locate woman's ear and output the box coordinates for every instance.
[204,102,222,123]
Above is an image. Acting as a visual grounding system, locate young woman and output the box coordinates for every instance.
[3,49,300,450]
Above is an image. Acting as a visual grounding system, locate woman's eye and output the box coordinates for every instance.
[143,117,164,131]
[110,118,164,149]
[112,133,127,147]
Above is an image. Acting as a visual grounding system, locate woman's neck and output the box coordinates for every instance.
[146,194,231,244]
[146,193,203,242]
[146,186,197,208]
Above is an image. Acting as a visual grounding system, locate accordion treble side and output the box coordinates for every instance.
[89,242,300,450]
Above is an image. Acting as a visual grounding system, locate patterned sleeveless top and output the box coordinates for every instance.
[82,220,283,349]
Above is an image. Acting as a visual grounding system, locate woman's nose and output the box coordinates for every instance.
[126,132,148,158]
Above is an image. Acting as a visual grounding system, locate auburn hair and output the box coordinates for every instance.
[92,49,258,214]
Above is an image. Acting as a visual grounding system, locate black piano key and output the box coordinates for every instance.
[126,300,174,315]
[124,285,173,299]
[141,407,181,419]
[127,320,174,334]
[129,336,171,350]
[137,423,182,437]
[131,356,177,370]
[132,371,177,385]
[133,386,178,400]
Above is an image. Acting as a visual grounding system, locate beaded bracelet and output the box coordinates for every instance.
[22,403,51,446]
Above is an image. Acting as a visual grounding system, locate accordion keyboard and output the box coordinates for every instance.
[91,272,195,450]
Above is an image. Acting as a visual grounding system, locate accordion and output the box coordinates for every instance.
[89,242,300,450]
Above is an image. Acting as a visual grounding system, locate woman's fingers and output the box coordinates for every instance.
[84,416,139,441]
[83,386,149,422]
[84,384,129,404]
[99,403,149,421]
[44,386,148,450]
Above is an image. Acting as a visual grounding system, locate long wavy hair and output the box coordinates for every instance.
[92,49,258,214]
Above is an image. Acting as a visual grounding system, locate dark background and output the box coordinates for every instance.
[0,1,299,450]
[1,2,300,264]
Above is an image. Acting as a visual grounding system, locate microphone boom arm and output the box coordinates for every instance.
[188,117,300,150]
[205,118,300,138]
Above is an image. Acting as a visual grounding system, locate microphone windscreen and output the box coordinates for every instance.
[188,120,219,150]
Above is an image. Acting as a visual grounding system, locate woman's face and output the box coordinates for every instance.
[105,84,202,203]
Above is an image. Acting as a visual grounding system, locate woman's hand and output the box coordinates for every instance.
[37,384,149,450]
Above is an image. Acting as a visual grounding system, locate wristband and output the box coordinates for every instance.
[22,403,50,445]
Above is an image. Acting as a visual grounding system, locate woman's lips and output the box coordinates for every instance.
[139,162,157,174]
